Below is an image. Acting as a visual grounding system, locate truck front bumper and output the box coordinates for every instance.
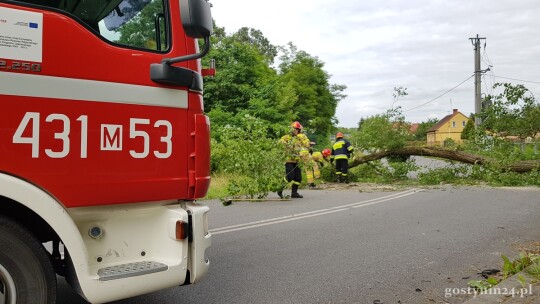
[185,201,211,284]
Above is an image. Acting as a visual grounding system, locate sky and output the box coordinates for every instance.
[211,0,540,128]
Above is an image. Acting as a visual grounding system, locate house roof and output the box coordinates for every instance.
[427,109,468,133]
[409,123,420,133]
[391,122,420,133]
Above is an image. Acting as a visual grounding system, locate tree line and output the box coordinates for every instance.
[202,25,346,146]
[116,16,540,196]
[202,23,540,193]
[202,23,348,197]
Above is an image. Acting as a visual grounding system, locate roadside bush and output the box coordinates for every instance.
[387,158,419,179]
[417,165,470,185]
[349,162,385,183]
[320,163,335,182]
[211,114,286,198]
[443,138,457,149]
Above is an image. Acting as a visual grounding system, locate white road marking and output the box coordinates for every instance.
[211,188,422,235]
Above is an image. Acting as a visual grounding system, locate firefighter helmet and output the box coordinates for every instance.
[336,132,344,138]
[322,149,331,158]
[290,121,303,129]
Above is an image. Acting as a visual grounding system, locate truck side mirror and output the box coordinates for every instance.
[150,0,213,88]
[161,0,212,65]
[180,0,213,38]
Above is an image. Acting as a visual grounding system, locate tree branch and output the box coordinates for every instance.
[350,146,540,173]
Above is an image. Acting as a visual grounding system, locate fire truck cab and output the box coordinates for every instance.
[0,0,213,302]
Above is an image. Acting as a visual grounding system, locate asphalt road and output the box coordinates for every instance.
[57,185,540,304]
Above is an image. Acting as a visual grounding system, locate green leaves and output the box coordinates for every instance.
[203,23,347,197]
[203,26,344,135]
[468,277,501,292]
[355,108,411,151]
[278,45,344,135]
[502,253,536,279]
[480,83,540,140]
[210,115,286,198]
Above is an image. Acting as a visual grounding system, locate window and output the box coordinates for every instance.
[462,121,466,127]
[14,0,168,51]
[452,121,456,128]
[99,0,168,51]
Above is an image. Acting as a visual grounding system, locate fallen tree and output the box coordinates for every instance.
[350,146,540,173]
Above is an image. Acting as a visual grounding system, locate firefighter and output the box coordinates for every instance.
[330,132,354,183]
[303,144,320,189]
[306,149,330,188]
[320,148,332,165]
[304,148,333,188]
[277,121,311,198]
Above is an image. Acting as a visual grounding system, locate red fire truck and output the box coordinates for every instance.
[0,0,213,302]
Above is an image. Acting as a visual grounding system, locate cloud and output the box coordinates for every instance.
[212,0,540,127]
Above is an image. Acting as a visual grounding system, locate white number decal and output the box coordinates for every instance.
[45,114,70,158]
[12,113,172,159]
[154,120,172,158]
[13,112,40,158]
[129,118,150,158]
[77,115,88,158]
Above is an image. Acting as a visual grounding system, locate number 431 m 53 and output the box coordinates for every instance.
[12,112,173,159]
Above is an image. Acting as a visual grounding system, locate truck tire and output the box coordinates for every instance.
[0,216,57,304]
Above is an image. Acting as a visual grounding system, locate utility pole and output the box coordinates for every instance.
[469,34,486,126]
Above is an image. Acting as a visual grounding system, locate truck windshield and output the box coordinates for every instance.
[99,0,168,51]
[13,0,168,51]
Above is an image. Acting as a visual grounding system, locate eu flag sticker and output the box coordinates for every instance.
[29,22,38,28]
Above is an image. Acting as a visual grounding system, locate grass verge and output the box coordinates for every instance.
[203,173,232,200]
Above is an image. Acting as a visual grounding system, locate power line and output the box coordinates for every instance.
[481,43,492,68]
[482,74,493,96]
[481,46,495,95]
[403,74,474,112]
[493,75,540,84]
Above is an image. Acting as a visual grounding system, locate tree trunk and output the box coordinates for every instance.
[350,147,540,173]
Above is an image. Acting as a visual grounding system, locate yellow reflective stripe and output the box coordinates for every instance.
[333,142,344,149]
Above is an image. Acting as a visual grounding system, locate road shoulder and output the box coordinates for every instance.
[463,267,539,304]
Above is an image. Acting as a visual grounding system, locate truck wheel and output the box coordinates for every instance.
[0,216,57,304]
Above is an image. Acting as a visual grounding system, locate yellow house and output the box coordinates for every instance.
[426,109,469,146]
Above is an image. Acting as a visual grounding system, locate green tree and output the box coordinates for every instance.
[231,27,278,65]
[355,107,410,151]
[202,25,297,128]
[358,118,365,130]
[210,115,286,198]
[414,118,438,141]
[480,83,540,140]
[391,86,408,109]
[461,118,475,140]
[278,43,346,136]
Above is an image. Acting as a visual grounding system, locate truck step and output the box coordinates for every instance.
[97,261,168,281]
